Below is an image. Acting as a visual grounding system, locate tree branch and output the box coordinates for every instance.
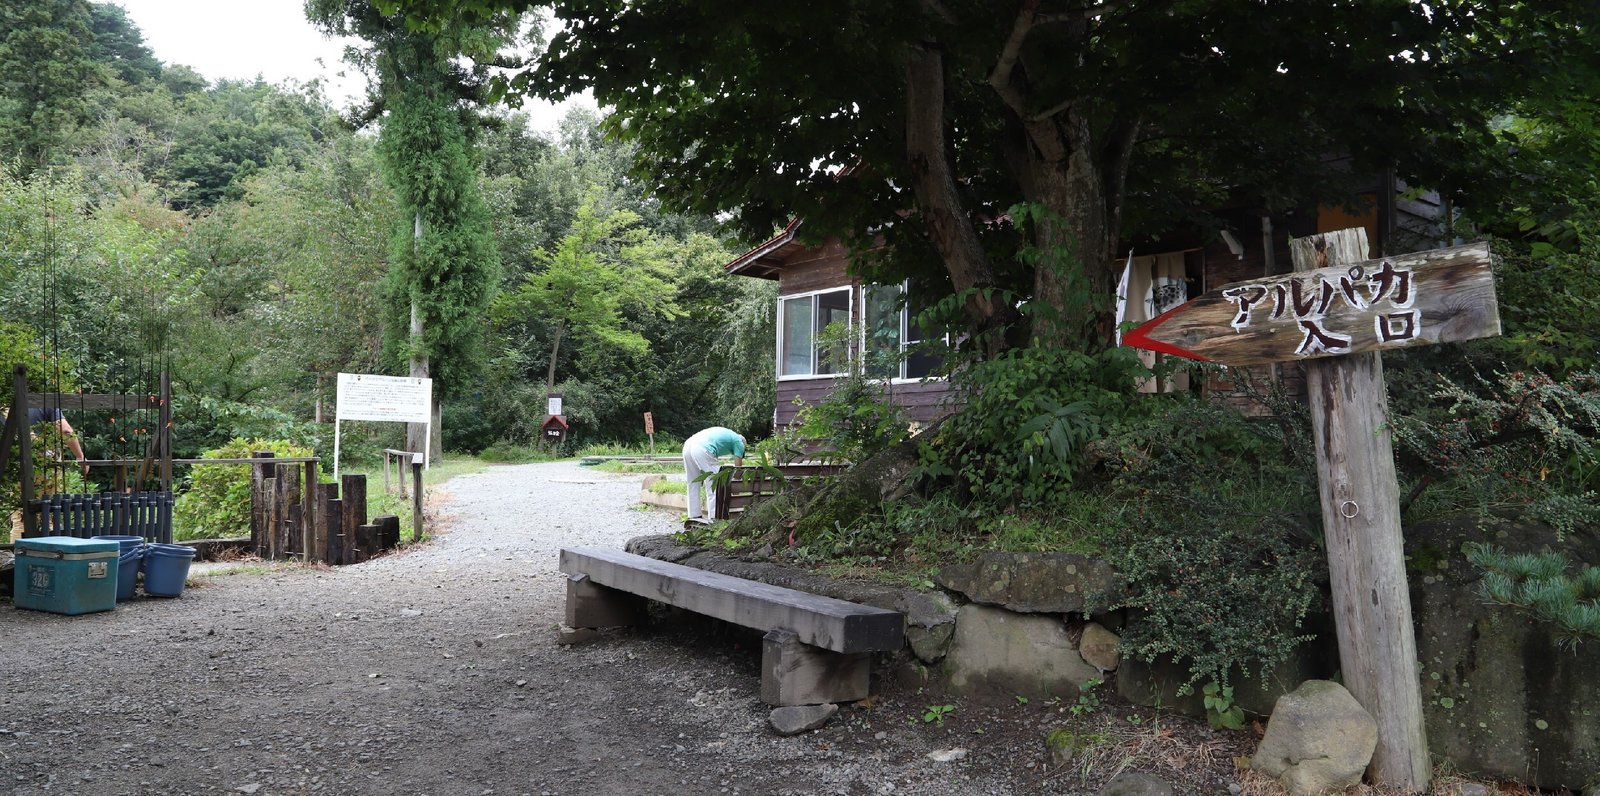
[988,0,1041,120]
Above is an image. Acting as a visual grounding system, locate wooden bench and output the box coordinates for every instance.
[559,546,904,706]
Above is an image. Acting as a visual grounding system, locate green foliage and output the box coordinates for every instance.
[175,397,328,461]
[477,442,560,464]
[921,346,1150,506]
[1391,369,1600,529]
[441,402,497,454]
[1466,542,1600,649]
[793,369,909,466]
[1089,397,1323,692]
[173,438,312,541]
[1490,245,1600,377]
[1070,679,1102,718]
[0,0,108,171]
[1202,681,1245,730]
[921,703,954,727]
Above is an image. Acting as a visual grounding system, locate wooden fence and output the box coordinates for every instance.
[712,463,847,521]
[247,452,409,565]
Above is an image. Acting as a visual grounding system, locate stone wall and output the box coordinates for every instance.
[628,529,1599,790]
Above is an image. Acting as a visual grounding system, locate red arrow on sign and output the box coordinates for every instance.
[1121,242,1498,367]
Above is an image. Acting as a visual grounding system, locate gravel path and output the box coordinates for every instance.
[1,461,1053,796]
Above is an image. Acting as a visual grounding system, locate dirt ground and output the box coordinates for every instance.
[1,461,1269,796]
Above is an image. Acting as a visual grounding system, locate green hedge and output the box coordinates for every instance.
[173,438,313,541]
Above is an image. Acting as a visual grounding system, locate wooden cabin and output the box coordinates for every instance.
[725,174,1448,427]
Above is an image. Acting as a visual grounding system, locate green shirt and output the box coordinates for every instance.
[689,426,745,458]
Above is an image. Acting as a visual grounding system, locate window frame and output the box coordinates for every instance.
[859,281,949,384]
[775,286,854,381]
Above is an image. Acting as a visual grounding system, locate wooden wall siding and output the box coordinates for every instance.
[776,378,957,427]
[777,242,853,296]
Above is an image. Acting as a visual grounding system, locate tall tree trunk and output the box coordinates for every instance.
[406,211,434,462]
[544,318,566,399]
[905,40,1021,359]
[988,2,1140,350]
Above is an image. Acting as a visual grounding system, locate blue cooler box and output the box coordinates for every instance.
[13,536,120,615]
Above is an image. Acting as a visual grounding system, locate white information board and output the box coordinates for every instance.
[337,373,432,423]
[334,373,433,481]
[547,394,562,416]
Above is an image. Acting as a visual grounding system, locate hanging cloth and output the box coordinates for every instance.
[1122,253,1190,394]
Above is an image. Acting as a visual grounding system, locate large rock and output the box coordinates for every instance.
[936,551,1116,614]
[1078,622,1121,672]
[769,703,838,736]
[943,604,1099,700]
[1096,772,1173,796]
[1408,515,1600,789]
[1253,680,1376,796]
[904,589,959,663]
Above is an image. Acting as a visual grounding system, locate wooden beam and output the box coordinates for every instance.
[1125,241,1499,366]
[558,546,903,654]
[1292,229,1430,791]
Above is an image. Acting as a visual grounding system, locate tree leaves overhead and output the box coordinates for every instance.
[384,0,1600,351]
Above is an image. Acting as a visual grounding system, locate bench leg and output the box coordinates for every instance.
[565,574,647,628]
[760,629,870,706]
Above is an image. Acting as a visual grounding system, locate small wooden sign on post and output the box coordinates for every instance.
[643,411,655,455]
[1125,230,1500,793]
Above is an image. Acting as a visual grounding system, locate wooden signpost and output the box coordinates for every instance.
[1125,229,1500,792]
[1123,241,1498,365]
[644,411,655,455]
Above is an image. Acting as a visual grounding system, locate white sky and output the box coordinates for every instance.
[113,0,593,134]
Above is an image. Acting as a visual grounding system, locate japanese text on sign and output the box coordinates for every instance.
[336,373,432,424]
[1222,260,1418,358]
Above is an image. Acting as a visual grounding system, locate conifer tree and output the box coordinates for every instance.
[307,0,527,459]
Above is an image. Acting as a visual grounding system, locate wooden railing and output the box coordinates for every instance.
[712,463,847,521]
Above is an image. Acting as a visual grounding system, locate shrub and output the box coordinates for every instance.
[1089,397,1324,691]
[921,346,1152,507]
[173,438,313,541]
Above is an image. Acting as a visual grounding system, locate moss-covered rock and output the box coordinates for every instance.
[1408,514,1600,789]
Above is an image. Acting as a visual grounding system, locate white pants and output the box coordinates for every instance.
[683,443,721,520]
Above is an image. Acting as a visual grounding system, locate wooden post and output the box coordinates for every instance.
[1290,228,1429,790]
[374,514,401,551]
[262,476,279,560]
[276,463,298,560]
[303,459,319,564]
[383,450,392,495]
[342,476,366,562]
[410,456,424,543]
[320,484,341,566]
[249,451,274,557]
[341,474,366,565]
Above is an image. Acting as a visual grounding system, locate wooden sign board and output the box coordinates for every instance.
[644,411,655,436]
[1124,241,1499,366]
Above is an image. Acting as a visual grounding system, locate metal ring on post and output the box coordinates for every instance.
[1340,500,1360,519]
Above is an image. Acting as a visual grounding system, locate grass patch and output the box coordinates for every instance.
[575,439,681,457]
[196,564,275,577]
[594,461,681,475]
[648,478,686,495]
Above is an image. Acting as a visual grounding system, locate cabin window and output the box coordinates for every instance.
[778,288,851,378]
[863,283,946,381]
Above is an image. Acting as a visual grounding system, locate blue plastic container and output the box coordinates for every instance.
[114,546,144,601]
[142,543,196,597]
[92,535,146,553]
[13,536,120,615]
